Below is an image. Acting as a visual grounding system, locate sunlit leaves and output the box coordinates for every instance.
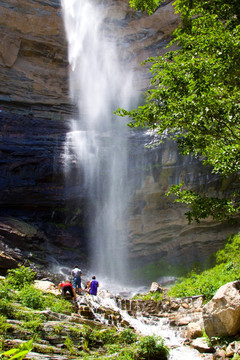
[129,0,160,14]
[122,0,240,222]
[166,183,240,223]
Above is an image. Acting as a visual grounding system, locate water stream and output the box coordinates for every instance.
[78,293,209,360]
[61,0,137,285]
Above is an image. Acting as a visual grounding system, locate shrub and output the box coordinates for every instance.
[119,328,137,345]
[0,283,16,301]
[6,266,36,290]
[0,299,15,318]
[18,286,45,310]
[134,335,169,360]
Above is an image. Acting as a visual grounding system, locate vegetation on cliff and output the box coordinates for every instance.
[138,232,240,302]
[120,0,240,223]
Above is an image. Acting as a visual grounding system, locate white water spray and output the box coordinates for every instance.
[61,0,137,283]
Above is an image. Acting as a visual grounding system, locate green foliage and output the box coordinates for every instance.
[0,339,33,360]
[21,318,43,336]
[168,232,240,300]
[129,0,160,14]
[64,336,78,356]
[43,293,73,314]
[133,292,163,301]
[0,282,16,302]
[119,328,137,345]
[6,267,36,290]
[18,286,45,310]
[0,299,14,319]
[0,315,10,336]
[53,324,64,335]
[216,233,240,264]
[166,183,240,223]
[82,326,118,349]
[121,0,240,223]
[134,335,169,360]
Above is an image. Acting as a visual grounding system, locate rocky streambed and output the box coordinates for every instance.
[2,278,240,360]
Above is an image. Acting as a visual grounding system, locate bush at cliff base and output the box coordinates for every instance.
[168,232,240,301]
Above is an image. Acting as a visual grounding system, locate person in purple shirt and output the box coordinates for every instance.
[90,276,99,296]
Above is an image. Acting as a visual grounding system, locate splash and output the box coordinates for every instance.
[61,0,137,284]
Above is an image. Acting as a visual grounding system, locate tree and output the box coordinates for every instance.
[117,0,240,223]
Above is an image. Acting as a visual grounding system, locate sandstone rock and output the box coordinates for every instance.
[0,251,20,270]
[213,349,226,359]
[170,301,180,311]
[203,281,240,338]
[150,282,163,293]
[34,280,60,296]
[191,337,215,353]
[187,322,203,339]
[175,316,192,326]
[0,0,69,118]
[226,341,240,358]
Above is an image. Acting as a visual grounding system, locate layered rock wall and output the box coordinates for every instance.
[0,0,71,119]
[127,136,239,270]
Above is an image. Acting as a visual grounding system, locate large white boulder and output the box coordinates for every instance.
[203,281,240,338]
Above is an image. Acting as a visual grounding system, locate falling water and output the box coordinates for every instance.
[61,0,137,284]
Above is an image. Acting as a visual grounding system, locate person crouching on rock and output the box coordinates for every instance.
[58,280,76,301]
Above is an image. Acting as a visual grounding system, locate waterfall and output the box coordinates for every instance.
[61,0,137,284]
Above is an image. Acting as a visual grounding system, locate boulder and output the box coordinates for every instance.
[34,280,60,296]
[150,282,163,293]
[191,337,214,353]
[203,281,240,338]
[187,322,203,340]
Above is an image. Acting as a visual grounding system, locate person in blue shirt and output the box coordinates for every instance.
[90,276,99,296]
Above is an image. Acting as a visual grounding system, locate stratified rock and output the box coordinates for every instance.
[0,251,20,270]
[203,281,240,338]
[0,0,70,119]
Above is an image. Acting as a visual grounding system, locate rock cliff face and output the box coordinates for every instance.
[0,0,238,277]
[126,135,239,272]
[0,0,179,118]
[0,0,71,119]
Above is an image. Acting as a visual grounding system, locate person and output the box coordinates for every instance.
[85,280,91,294]
[71,265,82,294]
[90,276,99,296]
[58,280,76,301]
